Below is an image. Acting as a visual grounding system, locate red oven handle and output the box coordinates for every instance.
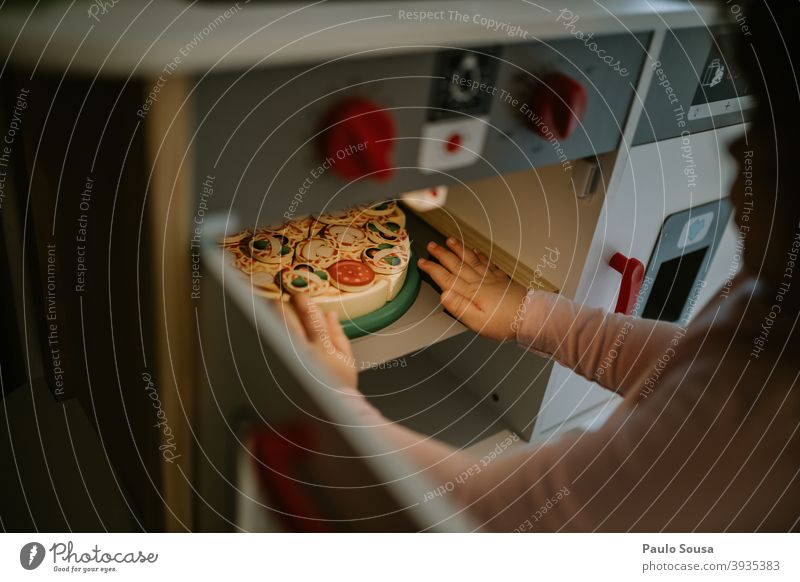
[250,424,331,533]
[609,252,645,315]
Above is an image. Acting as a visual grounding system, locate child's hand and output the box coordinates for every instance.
[418,238,528,342]
[280,294,359,390]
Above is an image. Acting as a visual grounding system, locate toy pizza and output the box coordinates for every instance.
[220,201,412,319]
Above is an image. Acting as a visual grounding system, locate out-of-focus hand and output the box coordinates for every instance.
[280,294,358,390]
[417,238,528,342]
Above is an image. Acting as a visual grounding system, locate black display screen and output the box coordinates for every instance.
[641,247,708,322]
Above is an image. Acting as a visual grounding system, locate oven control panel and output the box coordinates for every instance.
[194,32,649,224]
[634,27,754,145]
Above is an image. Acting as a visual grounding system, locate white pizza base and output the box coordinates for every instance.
[383,267,408,301]
[313,268,408,320]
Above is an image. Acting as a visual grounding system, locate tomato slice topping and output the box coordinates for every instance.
[327,260,375,287]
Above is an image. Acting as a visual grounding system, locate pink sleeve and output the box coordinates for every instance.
[342,277,798,532]
[515,290,680,398]
[346,359,781,532]
[344,379,727,532]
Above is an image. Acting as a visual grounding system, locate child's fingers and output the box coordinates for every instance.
[474,248,506,279]
[445,237,484,272]
[418,257,472,295]
[278,299,309,342]
[473,248,493,275]
[440,288,484,331]
[290,293,328,346]
[326,311,352,358]
[426,241,480,282]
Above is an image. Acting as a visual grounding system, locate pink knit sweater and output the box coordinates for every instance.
[347,272,800,531]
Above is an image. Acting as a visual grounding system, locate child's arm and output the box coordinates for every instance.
[419,238,680,398]
[515,290,680,398]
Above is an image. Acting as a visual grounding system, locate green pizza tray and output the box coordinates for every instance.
[340,252,421,339]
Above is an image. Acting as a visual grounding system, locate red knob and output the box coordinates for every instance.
[321,98,395,182]
[609,252,644,315]
[529,72,588,140]
[445,132,462,153]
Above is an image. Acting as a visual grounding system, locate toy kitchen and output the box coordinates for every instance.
[0,0,748,532]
